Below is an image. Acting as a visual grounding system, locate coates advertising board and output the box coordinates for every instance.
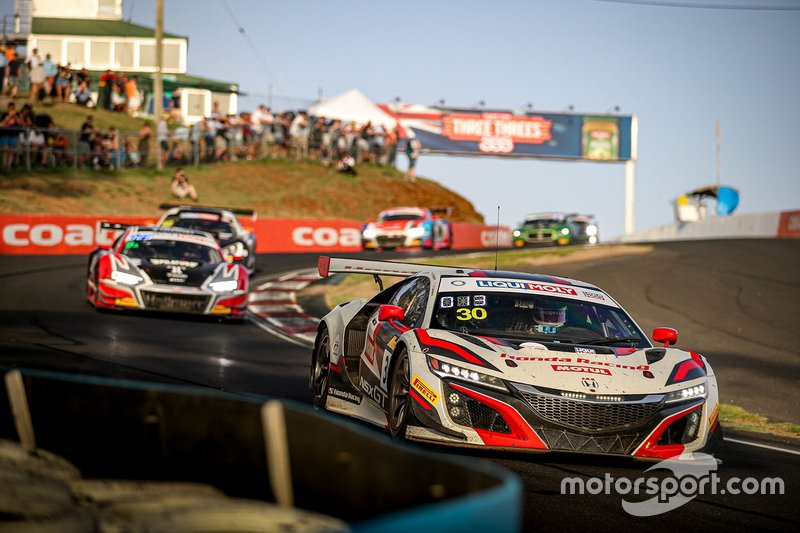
[378,103,635,161]
[0,215,511,255]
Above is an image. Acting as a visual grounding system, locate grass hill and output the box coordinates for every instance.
[0,159,485,222]
[1,95,484,221]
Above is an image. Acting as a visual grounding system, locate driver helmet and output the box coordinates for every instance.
[533,302,567,328]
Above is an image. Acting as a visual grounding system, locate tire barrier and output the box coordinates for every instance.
[0,367,522,532]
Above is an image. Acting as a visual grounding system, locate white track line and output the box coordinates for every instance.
[725,437,800,456]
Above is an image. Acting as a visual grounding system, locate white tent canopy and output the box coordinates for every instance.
[308,89,397,128]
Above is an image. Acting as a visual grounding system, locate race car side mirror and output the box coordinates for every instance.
[378,304,405,323]
[653,327,678,347]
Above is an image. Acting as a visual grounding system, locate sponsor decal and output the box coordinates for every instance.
[328,387,362,405]
[411,375,440,405]
[708,402,720,427]
[149,259,199,268]
[582,290,606,301]
[291,226,361,247]
[179,212,220,221]
[442,112,553,154]
[553,365,613,376]
[581,378,599,388]
[360,376,387,408]
[476,279,578,295]
[450,280,466,286]
[574,347,597,354]
[387,336,397,350]
[167,265,188,283]
[501,353,649,371]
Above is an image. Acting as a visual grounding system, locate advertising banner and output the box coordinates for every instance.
[0,215,512,255]
[777,210,800,238]
[378,103,634,161]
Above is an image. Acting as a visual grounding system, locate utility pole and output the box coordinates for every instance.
[154,0,164,169]
[715,121,721,187]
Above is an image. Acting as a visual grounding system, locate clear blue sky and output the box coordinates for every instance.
[34,1,800,237]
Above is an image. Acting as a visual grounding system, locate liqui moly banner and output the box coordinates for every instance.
[0,215,511,255]
[377,103,635,162]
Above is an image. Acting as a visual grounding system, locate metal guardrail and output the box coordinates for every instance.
[0,125,273,171]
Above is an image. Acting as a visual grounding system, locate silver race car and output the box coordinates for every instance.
[311,257,721,459]
[157,204,258,273]
[87,224,249,321]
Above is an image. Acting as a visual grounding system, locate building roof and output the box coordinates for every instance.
[32,17,186,40]
[86,71,241,94]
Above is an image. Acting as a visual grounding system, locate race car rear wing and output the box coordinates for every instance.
[99,221,132,231]
[158,204,258,219]
[429,207,452,217]
[318,256,475,279]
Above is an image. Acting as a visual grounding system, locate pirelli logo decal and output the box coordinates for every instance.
[411,375,440,405]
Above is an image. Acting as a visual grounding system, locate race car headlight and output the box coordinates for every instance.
[512,230,521,237]
[223,241,247,259]
[561,227,570,235]
[586,224,598,236]
[427,356,507,392]
[111,270,143,285]
[665,383,707,403]
[209,280,239,293]
[362,228,377,239]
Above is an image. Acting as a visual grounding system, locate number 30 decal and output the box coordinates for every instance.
[456,308,488,321]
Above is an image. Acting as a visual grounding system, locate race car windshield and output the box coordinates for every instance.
[524,218,562,227]
[432,291,647,347]
[162,215,236,239]
[378,213,424,222]
[122,239,222,264]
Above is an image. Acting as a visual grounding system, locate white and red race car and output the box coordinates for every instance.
[360,207,452,251]
[86,224,249,321]
[311,257,722,459]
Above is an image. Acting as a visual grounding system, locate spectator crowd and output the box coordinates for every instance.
[0,45,416,176]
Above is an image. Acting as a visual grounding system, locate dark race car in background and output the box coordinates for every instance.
[311,256,721,459]
[86,224,249,321]
[157,204,258,273]
[512,213,599,247]
[361,207,453,251]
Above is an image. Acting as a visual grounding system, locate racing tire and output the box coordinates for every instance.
[387,348,412,438]
[311,328,331,408]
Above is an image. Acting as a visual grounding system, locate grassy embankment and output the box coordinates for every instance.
[307,246,800,440]
[2,98,485,221]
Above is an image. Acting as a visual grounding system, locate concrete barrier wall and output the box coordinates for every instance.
[0,214,511,255]
[620,210,800,243]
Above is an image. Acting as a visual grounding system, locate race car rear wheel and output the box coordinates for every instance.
[311,329,331,408]
[387,348,411,438]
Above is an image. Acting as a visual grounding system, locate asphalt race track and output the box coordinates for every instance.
[0,240,798,531]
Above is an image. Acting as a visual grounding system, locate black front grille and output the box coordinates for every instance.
[521,392,660,432]
[539,428,643,455]
[376,236,406,248]
[444,383,510,433]
[524,230,555,242]
[141,292,209,313]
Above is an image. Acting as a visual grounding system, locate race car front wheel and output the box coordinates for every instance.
[311,329,331,408]
[387,348,411,437]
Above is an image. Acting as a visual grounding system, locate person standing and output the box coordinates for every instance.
[157,114,169,168]
[138,121,152,166]
[290,112,309,160]
[26,48,45,103]
[43,53,57,97]
[0,47,7,96]
[405,137,421,181]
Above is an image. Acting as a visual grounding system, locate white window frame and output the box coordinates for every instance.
[28,34,188,74]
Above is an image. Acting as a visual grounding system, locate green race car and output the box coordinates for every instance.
[512,213,599,247]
